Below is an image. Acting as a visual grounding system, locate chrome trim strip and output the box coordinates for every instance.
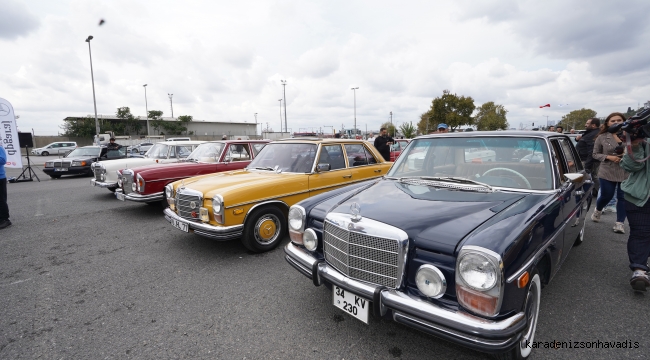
[163,207,243,240]
[226,191,308,209]
[91,179,118,188]
[124,192,164,202]
[506,216,568,283]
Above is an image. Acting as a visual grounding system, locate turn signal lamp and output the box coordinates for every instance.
[199,208,209,222]
[517,271,529,289]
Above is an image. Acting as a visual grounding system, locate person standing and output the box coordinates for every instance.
[106,138,121,150]
[575,118,601,196]
[373,127,394,162]
[367,132,376,142]
[0,145,10,229]
[437,124,449,133]
[619,135,650,291]
[590,113,629,233]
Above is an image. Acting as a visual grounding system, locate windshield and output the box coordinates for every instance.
[187,143,224,163]
[247,143,318,173]
[106,148,127,158]
[146,143,169,159]
[66,148,100,157]
[388,137,553,190]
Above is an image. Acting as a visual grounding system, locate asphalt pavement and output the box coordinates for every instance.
[0,168,648,359]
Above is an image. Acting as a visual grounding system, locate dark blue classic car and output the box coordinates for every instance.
[285,131,593,359]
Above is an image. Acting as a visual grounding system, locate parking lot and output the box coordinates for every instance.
[1,166,649,359]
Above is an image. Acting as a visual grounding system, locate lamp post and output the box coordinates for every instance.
[143,84,149,135]
[168,93,174,118]
[278,99,283,134]
[254,113,258,137]
[281,80,287,133]
[543,115,549,129]
[351,87,359,139]
[390,111,393,136]
[85,35,100,142]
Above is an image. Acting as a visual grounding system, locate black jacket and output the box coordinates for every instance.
[374,135,394,161]
[575,128,598,170]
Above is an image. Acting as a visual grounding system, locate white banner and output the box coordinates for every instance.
[0,97,23,168]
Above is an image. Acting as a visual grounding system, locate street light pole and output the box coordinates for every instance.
[281,80,287,133]
[168,93,174,118]
[85,35,100,142]
[543,115,549,129]
[254,113,258,137]
[278,99,283,134]
[390,111,393,136]
[351,87,359,139]
[143,84,149,135]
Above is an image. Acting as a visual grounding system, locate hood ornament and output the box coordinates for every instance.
[350,202,361,223]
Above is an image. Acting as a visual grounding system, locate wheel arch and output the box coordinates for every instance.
[243,200,290,226]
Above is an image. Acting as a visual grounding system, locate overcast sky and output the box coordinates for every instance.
[1,0,649,135]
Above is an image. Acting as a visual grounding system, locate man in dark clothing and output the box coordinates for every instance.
[575,118,600,195]
[0,145,10,229]
[374,127,394,162]
[106,138,122,150]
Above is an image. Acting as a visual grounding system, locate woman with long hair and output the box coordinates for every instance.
[591,112,629,233]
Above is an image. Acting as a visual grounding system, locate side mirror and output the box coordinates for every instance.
[317,163,330,172]
[563,173,583,184]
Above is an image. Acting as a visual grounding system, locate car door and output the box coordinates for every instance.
[309,144,352,196]
[556,137,588,257]
[345,143,390,180]
[221,143,254,172]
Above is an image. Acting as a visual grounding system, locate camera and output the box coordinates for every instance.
[608,107,650,141]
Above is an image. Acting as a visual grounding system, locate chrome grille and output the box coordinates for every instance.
[93,166,102,181]
[122,173,134,194]
[323,220,402,288]
[54,161,70,170]
[175,189,203,220]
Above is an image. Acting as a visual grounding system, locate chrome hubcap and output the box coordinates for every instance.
[254,214,281,245]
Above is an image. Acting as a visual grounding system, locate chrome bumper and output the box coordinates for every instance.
[123,191,164,203]
[163,207,243,240]
[91,178,118,188]
[284,242,526,353]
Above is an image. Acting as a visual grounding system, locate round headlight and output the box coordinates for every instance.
[415,265,447,298]
[288,206,304,231]
[165,184,173,199]
[458,252,498,291]
[303,229,318,251]
[131,183,137,191]
[212,195,222,213]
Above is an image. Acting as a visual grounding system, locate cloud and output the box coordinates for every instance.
[0,0,40,40]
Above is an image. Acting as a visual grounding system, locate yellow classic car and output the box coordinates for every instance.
[163,138,392,252]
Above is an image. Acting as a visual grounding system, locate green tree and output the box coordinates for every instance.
[474,102,509,131]
[417,90,475,133]
[115,106,142,135]
[177,115,193,135]
[399,122,417,138]
[148,110,164,134]
[380,122,397,137]
[558,108,597,131]
[60,116,96,137]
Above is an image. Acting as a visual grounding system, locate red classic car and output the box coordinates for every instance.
[115,140,269,204]
[389,139,411,161]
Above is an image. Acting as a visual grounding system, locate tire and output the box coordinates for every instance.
[42,151,49,156]
[494,271,541,360]
[241,205,287,253]
[49,174,61,179]
[132,148,139,153]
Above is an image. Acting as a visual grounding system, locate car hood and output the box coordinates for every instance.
[57,156,97,162]
[136,162,216,179]
[102,157,158,171]
[328,179,526,255]
[178,169,307,203]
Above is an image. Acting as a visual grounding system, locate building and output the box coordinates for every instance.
[63,114,259,138]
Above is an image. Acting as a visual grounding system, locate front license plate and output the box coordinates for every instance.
[332,286,369,324]
[115,192,126,201]
[55,168,68,172]
[171,218,189,232]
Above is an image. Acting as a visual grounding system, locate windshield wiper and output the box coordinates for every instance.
[254,166,276,171]
[399,176,493,191]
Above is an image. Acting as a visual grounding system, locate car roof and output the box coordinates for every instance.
[157,140,205,145]
[272,138,370,144]
[416,130,573,139]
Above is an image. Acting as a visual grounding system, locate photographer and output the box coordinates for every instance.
[575,118,600,196]
[373,127,394,162]
[591,113,629,234]
[619,116,650,291]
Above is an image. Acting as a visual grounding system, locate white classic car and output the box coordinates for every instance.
[90,140,204,192]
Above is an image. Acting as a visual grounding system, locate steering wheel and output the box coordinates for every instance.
[482,167,531,189]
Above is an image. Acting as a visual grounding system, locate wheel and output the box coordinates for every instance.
[495,271,541,360]
[132,148,139,153]
[49,174,61,179]
[241,206,286,253]
[483,168,532,189]
[42,151,49,156]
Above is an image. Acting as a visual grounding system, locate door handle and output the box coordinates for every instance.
[343,175,352,179]
[374,169,382,173]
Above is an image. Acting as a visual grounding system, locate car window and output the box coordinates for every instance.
[248,143,317,173]
[344,144,377,167]
[147,144,169,159]
[390,142,401,151]
[186,142,224,163]
[318,145,346,170]
[226,144,252,162]
[252,143,266,156]
[174,145,194,158]
[550,139,568,185]
[558,138,579,172]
